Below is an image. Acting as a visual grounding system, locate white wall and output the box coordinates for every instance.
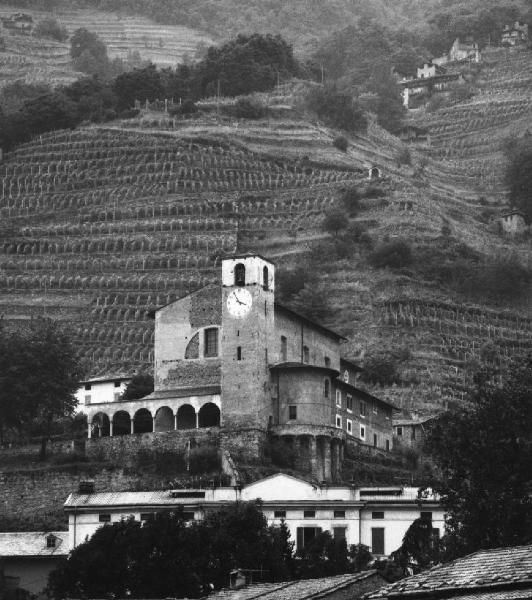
[75,379,130,414]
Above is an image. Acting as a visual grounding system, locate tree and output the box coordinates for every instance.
[322,207,349,238]
[122,373,154,401]
[34,17,68,42]
[360,353,401,386]
[505,137,532,222]
[390,517,442,574]
[48,502,296,598]
[370,240,413,269]
[0,320,83,454]
[70,28,109,78]
[425,357,532,560]
[291,284,330,323]
[295,531,349,578]
[113,64,164,109]
[305,84,367,132]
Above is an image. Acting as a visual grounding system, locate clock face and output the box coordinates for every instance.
[227,288,253,317]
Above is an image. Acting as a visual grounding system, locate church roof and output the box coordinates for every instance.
[274,303,347,341]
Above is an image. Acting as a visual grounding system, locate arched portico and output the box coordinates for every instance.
[198,403,221,428]
[177,404,196,429]
[154,406,174,432]
[133,408,153,434]
[113,410,131,436]
[91,412,110,438]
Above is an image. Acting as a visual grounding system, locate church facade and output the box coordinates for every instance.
[85,255,395,481]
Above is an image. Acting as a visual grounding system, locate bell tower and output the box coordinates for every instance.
[220,255,275,431]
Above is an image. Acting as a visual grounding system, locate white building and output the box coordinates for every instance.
[75,375,132,417]
[64,473,444,557]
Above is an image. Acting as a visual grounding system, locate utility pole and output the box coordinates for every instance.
[321,63,324,84]
[217,79,220,118]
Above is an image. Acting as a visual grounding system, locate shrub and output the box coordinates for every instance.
[370,240,412,269]
[333,135,348,152]
[305,84,367,132]
[322,207,349,237]
[396,146,412,165]
[340,187,361,215]
[360,354,401,386]
[267,438,296,468]
[364,185,386,199]
[189,446,220,474]
[35,18,68,42]
[232,96,267,119]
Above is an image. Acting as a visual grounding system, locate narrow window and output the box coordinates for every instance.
[324,356,330,367]
[304,510,316,518]
[420,511,433,521]
[333,527,346,540]
[113,392,121,401]
[114,381,121,388]
[346,395,353,412]
[386,439,390,451]
[373,402,378,414]
[99,514,111,523]
[360,425,365,440]
[373,433,378,447]
[289,405,297,420]
[303,345,309,363]
[140,513,155,521]
[360,401,366,417]
[371,528,385,554]
[280,336,287,362]
[335,389,342,407]
[335,415,342,429]
[84,383,91,391]
[411,427,416,440]
[372,511,384,519]
[396,426,403,436]
[324,379,330,398]
[274,510,286,518]
[84,395,91,405]
[346,419,352,434]
[237,346,242,361]
[296,527,321,550]
[204,328,218,357]
[334,510,345,519]
[234,263,246,286]
[46,535,57,548]
[263,265,269,290]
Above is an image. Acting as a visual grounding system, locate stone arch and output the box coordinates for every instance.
[369,166,381,180]
[154,406,174,432]
[134,408,153,433]
[113,410,131,436]
[198,402,220,428]
[177,404,196,429]
[91,412,110,437]
[234,262,246,286]
[184,332,200,359]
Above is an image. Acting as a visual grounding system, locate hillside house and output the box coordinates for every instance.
[400,73,462,108]
[0,13,33,33]
[366,544,532,600]
[64,473,444,556]
[417,63,446,79]
[75,375,132,420]
[448,38,480,63]
[393,416,436,451]
[497,209,527,236]
[84,255,396,481]
[501,21,529,46]
[397,125,430,145]
[0,532,68,598]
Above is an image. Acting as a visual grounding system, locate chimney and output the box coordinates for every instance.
[78,479,95,494]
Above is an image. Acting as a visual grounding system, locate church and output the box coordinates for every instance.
[85,255,395,481]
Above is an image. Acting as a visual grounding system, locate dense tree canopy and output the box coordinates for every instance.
[122,373,154,401]
[425,357,532,559]
[0,320,84,453]
[48,503,295,599]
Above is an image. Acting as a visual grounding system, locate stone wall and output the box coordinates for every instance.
[85,428,220,463]
[0,467,170,530]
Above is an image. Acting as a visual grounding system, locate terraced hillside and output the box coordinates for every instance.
[0,124,365,376]
[412,47,532,200]
[0,5,211,88]
[1,49,532,414]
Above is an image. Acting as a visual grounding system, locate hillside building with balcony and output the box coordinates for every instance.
[501,21,529,46]
[64,473,444,556]
[84,254,395,481]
